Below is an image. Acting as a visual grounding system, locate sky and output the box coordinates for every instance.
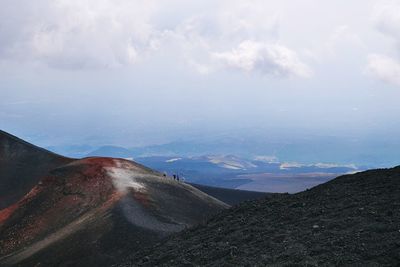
[1,0,400,149]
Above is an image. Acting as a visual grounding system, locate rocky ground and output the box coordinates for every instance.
[119,166,400,266]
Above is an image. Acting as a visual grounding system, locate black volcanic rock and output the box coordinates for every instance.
[0,130,73,209]
[119,166,400,266]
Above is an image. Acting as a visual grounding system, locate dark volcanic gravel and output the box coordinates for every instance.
[119,166,400,266]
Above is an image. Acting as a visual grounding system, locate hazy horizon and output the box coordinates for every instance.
[1,0,400,167]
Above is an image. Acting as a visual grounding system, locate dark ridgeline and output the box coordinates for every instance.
[0,130,73,209]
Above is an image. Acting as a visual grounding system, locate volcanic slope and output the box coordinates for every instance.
[0,132,228,267]
[119,166,400,266]
[0,130,73,209]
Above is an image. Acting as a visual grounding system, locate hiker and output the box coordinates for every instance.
[177,174,180,181]
[173,174,176,180]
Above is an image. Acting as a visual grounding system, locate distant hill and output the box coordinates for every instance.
[119,166,400,266]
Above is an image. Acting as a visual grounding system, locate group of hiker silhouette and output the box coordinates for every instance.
[162,173,181,181]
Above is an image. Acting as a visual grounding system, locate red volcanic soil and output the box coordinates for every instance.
[0,158,121,256]
[0,203,19,225]
[0,133,228,267]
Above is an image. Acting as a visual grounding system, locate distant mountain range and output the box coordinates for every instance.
[135,155,359,193]
[46,131,400,168]
[83,145,360,192]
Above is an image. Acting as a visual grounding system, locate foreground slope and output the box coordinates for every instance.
[119,166,400,266]
[0,131,228,267]
[0,130,72,209]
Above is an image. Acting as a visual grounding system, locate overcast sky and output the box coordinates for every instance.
[1,0,400,147]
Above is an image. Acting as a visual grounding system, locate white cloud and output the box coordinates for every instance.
[367,1,400,87]
[373,1,400,41]
[0,0,310,79]
[213,41,312,78]
[164,1,312,78]
[367,54,400,86]
[0,0,158,69]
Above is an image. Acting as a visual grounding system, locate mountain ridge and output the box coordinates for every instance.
[0,130,73,209]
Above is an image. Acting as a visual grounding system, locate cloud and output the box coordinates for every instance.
[373,1,400,42]
[0,0,310,78]
[0,0,158,69]
[213,41,312,78]
[367,1,400,87]
[160,1,312,78]
[367,54,400,86]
